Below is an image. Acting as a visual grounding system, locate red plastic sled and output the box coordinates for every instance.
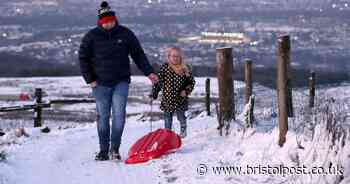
[125,128,182,164]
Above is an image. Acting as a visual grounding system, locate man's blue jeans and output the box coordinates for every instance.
[164,111,187,130]
[92,82,129,152]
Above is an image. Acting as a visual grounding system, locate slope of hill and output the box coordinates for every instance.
[0,76,349,184]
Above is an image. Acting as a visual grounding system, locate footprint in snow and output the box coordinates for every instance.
[159,162,179,183]
[165,176,178,183]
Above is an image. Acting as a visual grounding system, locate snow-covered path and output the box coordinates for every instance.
[0,117,164,184]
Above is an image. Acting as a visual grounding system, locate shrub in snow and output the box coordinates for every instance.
[290,96,349,184]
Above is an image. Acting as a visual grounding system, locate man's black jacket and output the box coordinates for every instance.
[79,25,154,87]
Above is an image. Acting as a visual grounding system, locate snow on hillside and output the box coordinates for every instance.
[0,76,349,184]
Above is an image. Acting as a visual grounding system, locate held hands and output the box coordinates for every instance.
[180,90,187,97]
[148,73,159,84]
[90,81,97,88]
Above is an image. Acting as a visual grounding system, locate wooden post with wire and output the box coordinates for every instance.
[277,35,290,147]
[216,47,234,136]
[245,59,253,105]
[283,35,294,118]
[205,78,211,116]
[309,71,316,108]
[34,88,43,127]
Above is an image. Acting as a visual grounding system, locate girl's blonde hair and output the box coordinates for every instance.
[166,46,183,62]
[166,46,190,76]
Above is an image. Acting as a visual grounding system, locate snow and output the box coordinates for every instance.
[0,76,349,184]
[157,115,349,184]
[2,114,348,184]
[0,120,161,184]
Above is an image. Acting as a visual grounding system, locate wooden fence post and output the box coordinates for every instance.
[34,88,43,127]
[309,71,316,108]
[216,47,234,136]
[205,78,211,116]
[277,36,290,147]
[282,35,294,118]
[245,59,253,105]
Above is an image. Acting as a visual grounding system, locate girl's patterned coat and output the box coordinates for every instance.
[152,63,196,112]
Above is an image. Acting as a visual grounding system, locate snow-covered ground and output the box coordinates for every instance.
[0,116,162,184]
[0,76,349,184]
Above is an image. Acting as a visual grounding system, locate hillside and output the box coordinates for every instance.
[0,76,349,184]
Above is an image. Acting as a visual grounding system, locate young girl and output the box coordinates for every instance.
[151,47,196,138]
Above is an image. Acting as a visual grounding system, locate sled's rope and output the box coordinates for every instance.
[149,98,153,132]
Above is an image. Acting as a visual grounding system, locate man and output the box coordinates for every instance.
[79,1,159,161]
